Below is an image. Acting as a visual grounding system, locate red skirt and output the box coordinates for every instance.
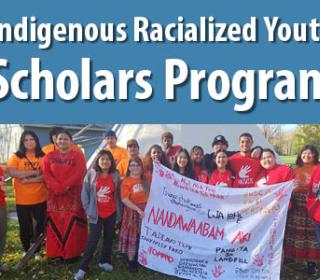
[284,191,320,261]
[119,204,145,259]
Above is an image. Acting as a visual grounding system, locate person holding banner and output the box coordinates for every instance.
[143,144,170,175]
[255,149,295,186]
[202,149,234,187]
[190,145,206,181]
[230,133,261,188]
[74,150,122,280]
[7,131,47,259]
[42,129,87,261]
[173,149,195,179]
[0,166,8,271]
[119,157,149,272]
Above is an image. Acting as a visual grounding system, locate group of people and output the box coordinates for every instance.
[0,127,320,279]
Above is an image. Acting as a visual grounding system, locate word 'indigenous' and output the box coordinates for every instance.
[0,57,320,112]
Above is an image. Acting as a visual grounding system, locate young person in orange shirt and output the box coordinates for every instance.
[42,126,83,155]
[7,131,47,259]
[42,129,87,261]
[117,139,142,179]
[104,130,127,166]
[0,166,8,271]
[119,158,149,272]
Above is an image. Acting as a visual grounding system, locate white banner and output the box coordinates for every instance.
[138,163,293,280]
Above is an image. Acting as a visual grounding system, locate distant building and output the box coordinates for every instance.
[0,124,111,162]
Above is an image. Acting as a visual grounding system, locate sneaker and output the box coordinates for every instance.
[0,263,9,271]
[128,260,138,273]
[98,262,113,272]
[34,253,41,260]
[74,269,86,280]
[307,262,317,276]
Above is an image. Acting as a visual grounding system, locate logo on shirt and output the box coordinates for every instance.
[256,176,269,187]
[133,184,144,193]
[97,186,111,203]
[239,165,252,178]
[215,182,228,188]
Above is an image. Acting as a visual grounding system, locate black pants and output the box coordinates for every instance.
[16,202,46,252]
[79,213,116,272]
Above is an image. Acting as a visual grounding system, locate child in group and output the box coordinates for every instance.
[74,150,122,280]
[190,145,206,181]
[0,166,8,271]
[202,149,234,187]
[119,158,149,272]
[173,149,195,179]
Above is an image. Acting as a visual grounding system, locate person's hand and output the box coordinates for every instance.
[292,179,300,191]
[137,209,144,218]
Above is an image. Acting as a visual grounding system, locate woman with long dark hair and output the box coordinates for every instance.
[119,157,149,272]
[74,150,122,280]
[143,144,169,175]
[173,149,195,179]
[190,145,206,181]
[7,130,47,259]
[42,129,87,261]
[284,144,320,276]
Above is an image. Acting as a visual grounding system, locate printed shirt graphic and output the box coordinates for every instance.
[207,170,233,187]
[255,164,295,187]
[7,152,47,205]
[229,153,261,188]
[96,173,116,218]
[121,176,147,205]
[0,167,5,206]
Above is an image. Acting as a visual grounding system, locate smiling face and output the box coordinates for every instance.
[213,142,228,153]
[98,154,111,171]
[23,134,37,151]
[127,144,139,158]
[57,133,72,152]
[301,149,315,165]
[192,149,204,164]
[260,151,276,170]
[239,136,253,154]
[151,146,162,162]
[162,137,173,150]
[128,160,143,177]
[105,136,117,149]
[177,151,188,169]
[215,151,228,169]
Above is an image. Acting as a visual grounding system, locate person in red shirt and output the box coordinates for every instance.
[143,144,170,176]
[230,133,261,188]
[173,149,195,179]
[119,157,149,272]
[255,149,295,186]
[202,149,234,187]
[74,150,122,280]
[161,131,183,168]
[0,166,8,271]
[308,165,320,243]
[42,129,87,261]
[190,146,206,181]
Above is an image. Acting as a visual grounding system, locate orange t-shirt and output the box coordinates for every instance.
[7,153,47,205]
[294,165,317,192]
[121,176,148,205]
[105,146,127,166]
[117,156,144,178]
[42,143,84,155]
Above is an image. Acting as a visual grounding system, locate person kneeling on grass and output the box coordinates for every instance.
[74,150,122,280]
[0,166,8,271]
[119,158,149,272]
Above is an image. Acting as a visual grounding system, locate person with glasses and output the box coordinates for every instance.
[118,158,149,272]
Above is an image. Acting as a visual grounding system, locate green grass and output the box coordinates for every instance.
[280,155,296,167]
[4,185,15,213]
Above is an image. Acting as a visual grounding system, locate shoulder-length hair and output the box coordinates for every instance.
[93,150,116,173]
[190,145,205,169]
[126,157,150,194]
[15,130,44,158]
[210,149,232,173]
[143,144,169,172]
[173,148,195,179]
[296,144,319,167]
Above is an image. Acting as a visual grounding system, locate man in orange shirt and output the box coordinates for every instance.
[117,139,142,179]
[104,130,127,166]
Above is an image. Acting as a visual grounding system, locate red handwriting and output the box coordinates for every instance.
[275,186,287,202]
[148,247,174,263]
[139,249,148,266]
[230,231,251,245]
[148,206,225,240]
[212,264,225,278]
[253,254,264,267]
